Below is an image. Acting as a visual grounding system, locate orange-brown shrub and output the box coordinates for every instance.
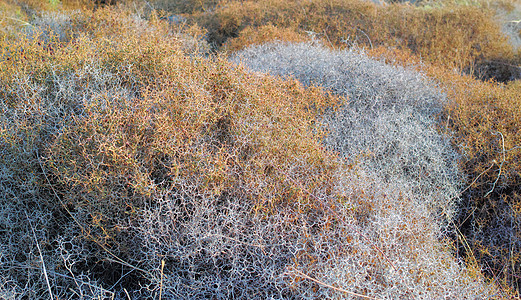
[44,42,340,243]
[0,6,355,297]
[224,24,309,52]
[197,0,518,80]
[148,0,220,14]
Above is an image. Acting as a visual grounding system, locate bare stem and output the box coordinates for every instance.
[25,211,54,300]
[288,267,382,300]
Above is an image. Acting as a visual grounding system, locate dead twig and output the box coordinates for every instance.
[484,131,505,198]
[25,211,54,300]
[159,259,165,300]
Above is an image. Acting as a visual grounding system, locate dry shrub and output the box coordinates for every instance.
[231,41,499,298]
[370,45,521,296]
[147,0,220,14]
[0,1,509,299]
[231,42,462,224]
[41,52,342,297]
[0,5,263,298]
[224,24,308,53]
[197,0,517,81]
[44,45,339,247]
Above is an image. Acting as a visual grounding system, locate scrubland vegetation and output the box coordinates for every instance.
[0,0,520,298]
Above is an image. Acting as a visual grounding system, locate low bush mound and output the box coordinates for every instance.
[231,41,461,225]
[369,45,521,296]
[231,41,500,298]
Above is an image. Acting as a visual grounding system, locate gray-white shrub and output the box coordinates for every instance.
[230,41,462,224]
[0,63,135,299]
[223,41,500,298]
[134,163,496,299]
